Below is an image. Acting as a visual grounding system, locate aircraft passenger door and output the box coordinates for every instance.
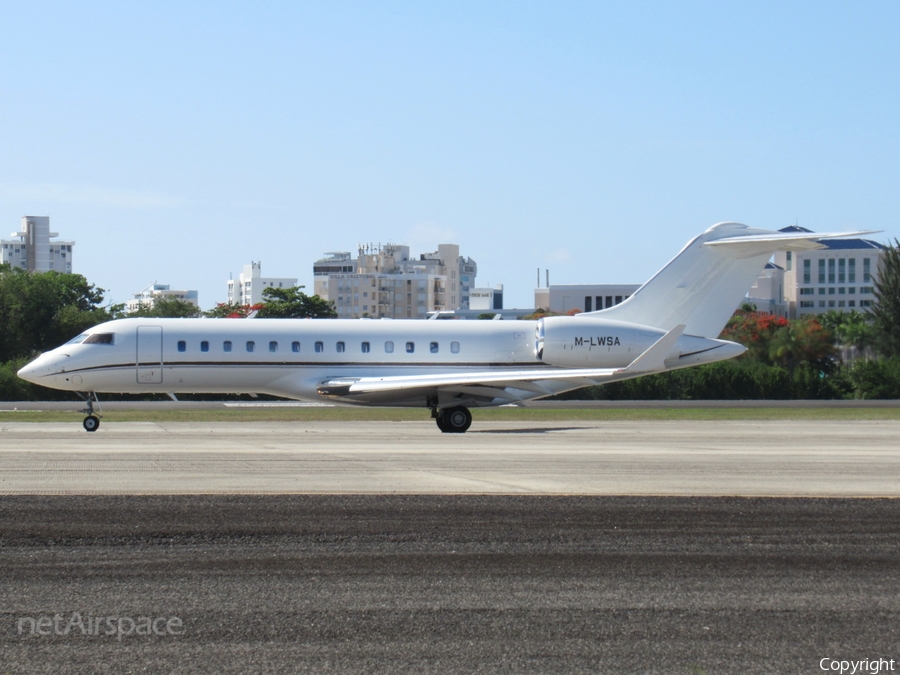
[136,326,163,384]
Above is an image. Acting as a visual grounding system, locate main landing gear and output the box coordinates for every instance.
[433,405,472,434]
[77,392,101,432]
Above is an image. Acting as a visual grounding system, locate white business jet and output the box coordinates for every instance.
[18,223,872,433]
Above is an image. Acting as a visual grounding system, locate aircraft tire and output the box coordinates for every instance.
[441,406,472,433]
[83,415,100,432]
[435,416,450,433]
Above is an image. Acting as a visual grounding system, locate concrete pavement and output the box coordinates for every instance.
[2,419,899,496]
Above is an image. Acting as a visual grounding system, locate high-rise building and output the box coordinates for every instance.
[313,252,356,300]
[313,242,477,319]
[1,216,74,273]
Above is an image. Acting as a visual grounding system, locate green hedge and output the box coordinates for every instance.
[558,358,900,401]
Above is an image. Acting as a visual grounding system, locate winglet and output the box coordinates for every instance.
[624,324,685,373]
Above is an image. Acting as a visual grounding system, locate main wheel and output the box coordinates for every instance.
[83,415,100,432]
[435,415,450,432]
[440,406,472,433]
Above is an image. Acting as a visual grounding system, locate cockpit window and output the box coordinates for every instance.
[83,333,115,345]
[64,333,89,345]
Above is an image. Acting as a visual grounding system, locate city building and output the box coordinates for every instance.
[1,216,74,273]
[126,284,199,313]
[534,284,641,314]
[414,245,477,310]
[771,226,885,318]
[532,226,886,322]
[227,262,297,306]
[746,262,788,318]
[313,251,356,299]
[469,285,504,311]
[313,242,477,319]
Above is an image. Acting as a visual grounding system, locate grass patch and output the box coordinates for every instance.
[2,406,900,424]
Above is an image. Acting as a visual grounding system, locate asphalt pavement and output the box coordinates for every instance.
[2,495,898,674]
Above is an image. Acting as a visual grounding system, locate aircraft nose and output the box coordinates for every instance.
[17,359,44,384]
[17,354,62,384]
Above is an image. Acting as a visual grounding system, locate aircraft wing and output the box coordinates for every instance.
[317,326,685,404]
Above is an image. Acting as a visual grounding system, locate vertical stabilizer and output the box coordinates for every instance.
[592,222,877,337]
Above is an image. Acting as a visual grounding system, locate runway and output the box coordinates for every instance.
[3,420,899,672]
[1,419,899,496]
[2,495,899,674]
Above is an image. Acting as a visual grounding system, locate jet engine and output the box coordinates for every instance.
[534,316,664,368]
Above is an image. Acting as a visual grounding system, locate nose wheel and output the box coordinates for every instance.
[77,392,102,432]
[434,406,472,434]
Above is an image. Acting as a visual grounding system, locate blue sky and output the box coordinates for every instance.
[2,1,898,309]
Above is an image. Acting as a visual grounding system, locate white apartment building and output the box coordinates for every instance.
[227,262,297,306]
[313,242,477,319]
[1,216,74,273]
[126,284,199,313]
[771,226,885,318]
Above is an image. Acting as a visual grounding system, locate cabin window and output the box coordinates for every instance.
[176,340,186,352]
[430,341,439,354]
[451,341,460,353]
[246,341,255,353]
[384,341,394,353]
[315,341,324,353]
[84,333,114,344]
[361,341,370,353]
[269,341,278,353]
[292,341,300,352]
[223,341,232,352]
[201,341,209,352]
[406,341,415,353]
[336,341,345,353]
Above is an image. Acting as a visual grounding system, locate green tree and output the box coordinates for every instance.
[255,286,337,319]
[202,302,262,318]
[871,238,900,358]
[767,316,835,372]
[0,264,119,361]
[819,309,877,358]
[128,297,201,318]
[719,310,789,363]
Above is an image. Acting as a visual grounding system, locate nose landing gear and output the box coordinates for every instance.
[77,392,102,432]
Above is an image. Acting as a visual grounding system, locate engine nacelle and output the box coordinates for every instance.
[535,316,665,368]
